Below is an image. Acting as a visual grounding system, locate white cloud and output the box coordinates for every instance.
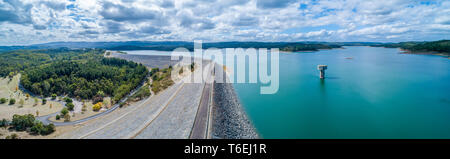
[0,0,448,45]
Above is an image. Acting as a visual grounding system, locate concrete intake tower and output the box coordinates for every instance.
[317,65,327,79]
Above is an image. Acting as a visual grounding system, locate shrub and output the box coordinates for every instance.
[92,95,103,104]
[0,119,10,127]
[130,86,151,101]
[0,98,6,104]
[5,134,19,139]
[119,102,126,108]
[179,68,184,74]
[66,103,75,111]
[30,122,55,135]
[30,121,55,135]
[51,94,57,100]
[64,97,73,103]
[190,62,195,72]
[30,122,44,135]
[55,115,60,120]
[64,113,71,122]
[9,98,16,105]
[42,99,47,105]
[92,102,103,111]
[60,108,69,116]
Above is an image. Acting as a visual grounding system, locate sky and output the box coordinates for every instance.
[0,0,449,45]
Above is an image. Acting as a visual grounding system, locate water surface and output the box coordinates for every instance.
[127,47,450,139]
[233,46,450,139]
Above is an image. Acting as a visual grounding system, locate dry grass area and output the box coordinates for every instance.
[0,75,63,120]
[0,125,85,139]
[49,97,112,123]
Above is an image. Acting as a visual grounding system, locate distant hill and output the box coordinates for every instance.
[0,41,341,52]
[370,40,449,55]
[1,40,448,54]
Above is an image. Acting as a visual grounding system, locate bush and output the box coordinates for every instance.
[51,94,57,100]
[64,97,73,103]
[92,102,103,111]
[9,98,16,105]
[0,119,10,127]
[130,86,151,101]
[11,114,35,131]
[179,68,184,74]
[42,99,47,105]
[5,134,19,139]
[66,103,75,111]
[64,113,71,122]
[30,122,55,135]
[92,95,103,104]
[190,62,195,72]
[55,115,60,120]
[60,108,69,116]
[0,98,6,104]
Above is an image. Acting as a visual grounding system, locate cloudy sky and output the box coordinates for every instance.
[0,0,449,45]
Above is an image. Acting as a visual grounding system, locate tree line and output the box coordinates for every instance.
[0,48,148,103]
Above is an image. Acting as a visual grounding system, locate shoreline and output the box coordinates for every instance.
[398,49,449,58]
[210,63,259,139]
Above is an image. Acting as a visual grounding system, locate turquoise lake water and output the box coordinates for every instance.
[127,46,450,139]
[233,46,450,139]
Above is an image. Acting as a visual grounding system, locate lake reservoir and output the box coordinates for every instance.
[127,46,450,139]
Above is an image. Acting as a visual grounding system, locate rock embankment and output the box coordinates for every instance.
[211,64,259,139]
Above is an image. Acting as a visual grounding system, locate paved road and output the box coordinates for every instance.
[37,75,149,126]
[189,65,213,139]
[58,62,213,139]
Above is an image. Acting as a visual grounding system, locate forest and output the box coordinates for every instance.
[0,48,148,103]
[371,40,450,54]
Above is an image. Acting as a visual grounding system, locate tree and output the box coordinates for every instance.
[11,114,35,131]
[66,103,75,111]
[55,115,60,120]
[60,108,69,116]
[64,113,71,122]
[0,98,6,104]
[30,122,55,135]
[42,98,47,105]
[51,94,57,100]
[8,72,15,79]
[97,91,105,97]
[9,98,16,105]
[30,122,44,135]
[64,97,73,103]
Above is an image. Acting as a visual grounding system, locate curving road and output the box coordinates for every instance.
[57,61,214,139]
[37,75,149,126]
